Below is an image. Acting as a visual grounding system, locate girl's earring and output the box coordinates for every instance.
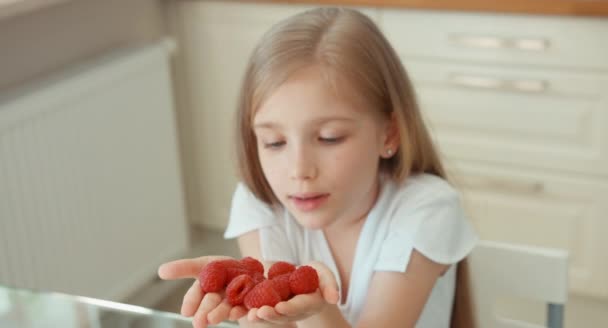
[386,149,393,157]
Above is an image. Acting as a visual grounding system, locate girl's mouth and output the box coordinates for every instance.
[289,193,329,212]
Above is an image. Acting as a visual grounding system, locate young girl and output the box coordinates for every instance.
[159,7,478,328]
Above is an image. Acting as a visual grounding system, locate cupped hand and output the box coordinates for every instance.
[158,256,248,328]
[247,261,340,325]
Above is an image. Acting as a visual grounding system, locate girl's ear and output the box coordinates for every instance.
[381,113,400,158]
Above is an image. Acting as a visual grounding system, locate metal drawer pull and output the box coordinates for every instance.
[448,73,548,93]
[449,34,551,51]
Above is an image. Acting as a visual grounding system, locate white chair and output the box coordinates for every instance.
[468,240,569,328]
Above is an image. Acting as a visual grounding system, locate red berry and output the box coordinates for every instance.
[252,272,265,284]
[268,261,296,279]
[226,274,256,306]
[289,266,319,295]
[240,257,264,275]
[244,280,281,309]
[271,273,292,301]
[220,259,251,283]
[198,261,227,293]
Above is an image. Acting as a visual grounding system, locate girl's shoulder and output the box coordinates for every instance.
[375,173,477,266]
[224,182,280,239]
[385,173,459,211]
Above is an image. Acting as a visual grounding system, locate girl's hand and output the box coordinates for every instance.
[246,261,340,325]
[157,256,249,328]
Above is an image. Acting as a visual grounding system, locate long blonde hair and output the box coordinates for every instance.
[234,7,474,327]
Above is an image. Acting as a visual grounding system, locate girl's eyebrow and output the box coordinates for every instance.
[310,116,356,125]
[253,116,356,129]
[253,122,279,130]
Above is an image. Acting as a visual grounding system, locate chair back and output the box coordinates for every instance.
[469,240,569,328]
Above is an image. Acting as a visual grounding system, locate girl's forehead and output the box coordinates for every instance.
[254,67,375,124]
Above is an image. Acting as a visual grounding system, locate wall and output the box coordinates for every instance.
[0,0,166,91]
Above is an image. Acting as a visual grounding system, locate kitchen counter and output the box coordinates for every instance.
[255,0,608,16]
[4,0,607,21]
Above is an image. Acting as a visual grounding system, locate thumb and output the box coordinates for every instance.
[306,261,340,304]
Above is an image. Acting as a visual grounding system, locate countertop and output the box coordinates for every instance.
[4,0,608,19]
[256,0,608,17]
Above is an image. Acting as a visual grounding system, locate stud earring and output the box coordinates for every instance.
[386,149,393,156]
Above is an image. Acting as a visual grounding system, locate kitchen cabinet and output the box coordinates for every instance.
[379,8,608,300]
[168,0,608,304]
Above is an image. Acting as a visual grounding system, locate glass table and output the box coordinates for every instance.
[0,284,237,328]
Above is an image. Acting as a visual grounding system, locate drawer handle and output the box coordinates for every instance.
[448,73,548,93]
[448,34,550,51]
[461,178,545,195]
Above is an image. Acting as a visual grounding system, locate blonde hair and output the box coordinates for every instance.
[234,7,473,328]
[236,7,445,205]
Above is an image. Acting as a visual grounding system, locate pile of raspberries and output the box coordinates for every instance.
[199,257,319,309]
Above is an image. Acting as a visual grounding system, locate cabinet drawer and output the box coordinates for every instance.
[381,10,608,70]
[406,59,608,177]
[447,161,608,299]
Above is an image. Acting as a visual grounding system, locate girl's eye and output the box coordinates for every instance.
[263,141,285,149]
[319,136,344,144]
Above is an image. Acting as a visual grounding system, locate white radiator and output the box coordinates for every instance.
[0,39,189,301]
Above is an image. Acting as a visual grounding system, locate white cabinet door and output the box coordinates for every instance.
[447,160,608,299]
[405,58,608,177]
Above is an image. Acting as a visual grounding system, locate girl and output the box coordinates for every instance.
[159,7,478,328]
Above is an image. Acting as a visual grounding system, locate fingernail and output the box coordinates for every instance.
[157,265,165,279]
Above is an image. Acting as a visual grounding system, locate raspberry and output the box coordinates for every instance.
[220,259,251,283]
[271,273,292,301]
[226,274,256,306]
[244,280,281,309]
[268,261,296,279]
[289,266,319,295]
[252,272,265,284]
[198,261,227,293]
[240,257,264,275]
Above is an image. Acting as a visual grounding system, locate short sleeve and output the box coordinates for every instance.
[223,183,297,263]
[375,188,478,272]
[223,183,277,239]
[259,222,297,263]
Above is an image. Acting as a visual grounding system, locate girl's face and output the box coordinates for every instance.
[253,67,394,230]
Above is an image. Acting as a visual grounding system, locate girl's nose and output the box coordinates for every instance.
[289,146,317,180]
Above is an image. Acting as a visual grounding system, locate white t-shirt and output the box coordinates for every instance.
[224,173,478,327]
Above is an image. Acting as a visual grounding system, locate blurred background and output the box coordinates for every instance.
[0,0,607,327]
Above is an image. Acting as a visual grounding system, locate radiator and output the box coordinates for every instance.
[0,39,189,302]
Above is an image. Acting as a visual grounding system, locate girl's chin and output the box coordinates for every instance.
[292,214,331,230]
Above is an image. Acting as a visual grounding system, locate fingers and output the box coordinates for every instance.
[193,293,222,328]
[228,306,248,321]
[247,308,261,323]
[181,280,203,317]
[247,307,287,324]
[256,305,289,324]
[158,255,233,280]
[246,290,326,324]
[306,261,340,304]
[206,300,232,324]
[274,290,323,317]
